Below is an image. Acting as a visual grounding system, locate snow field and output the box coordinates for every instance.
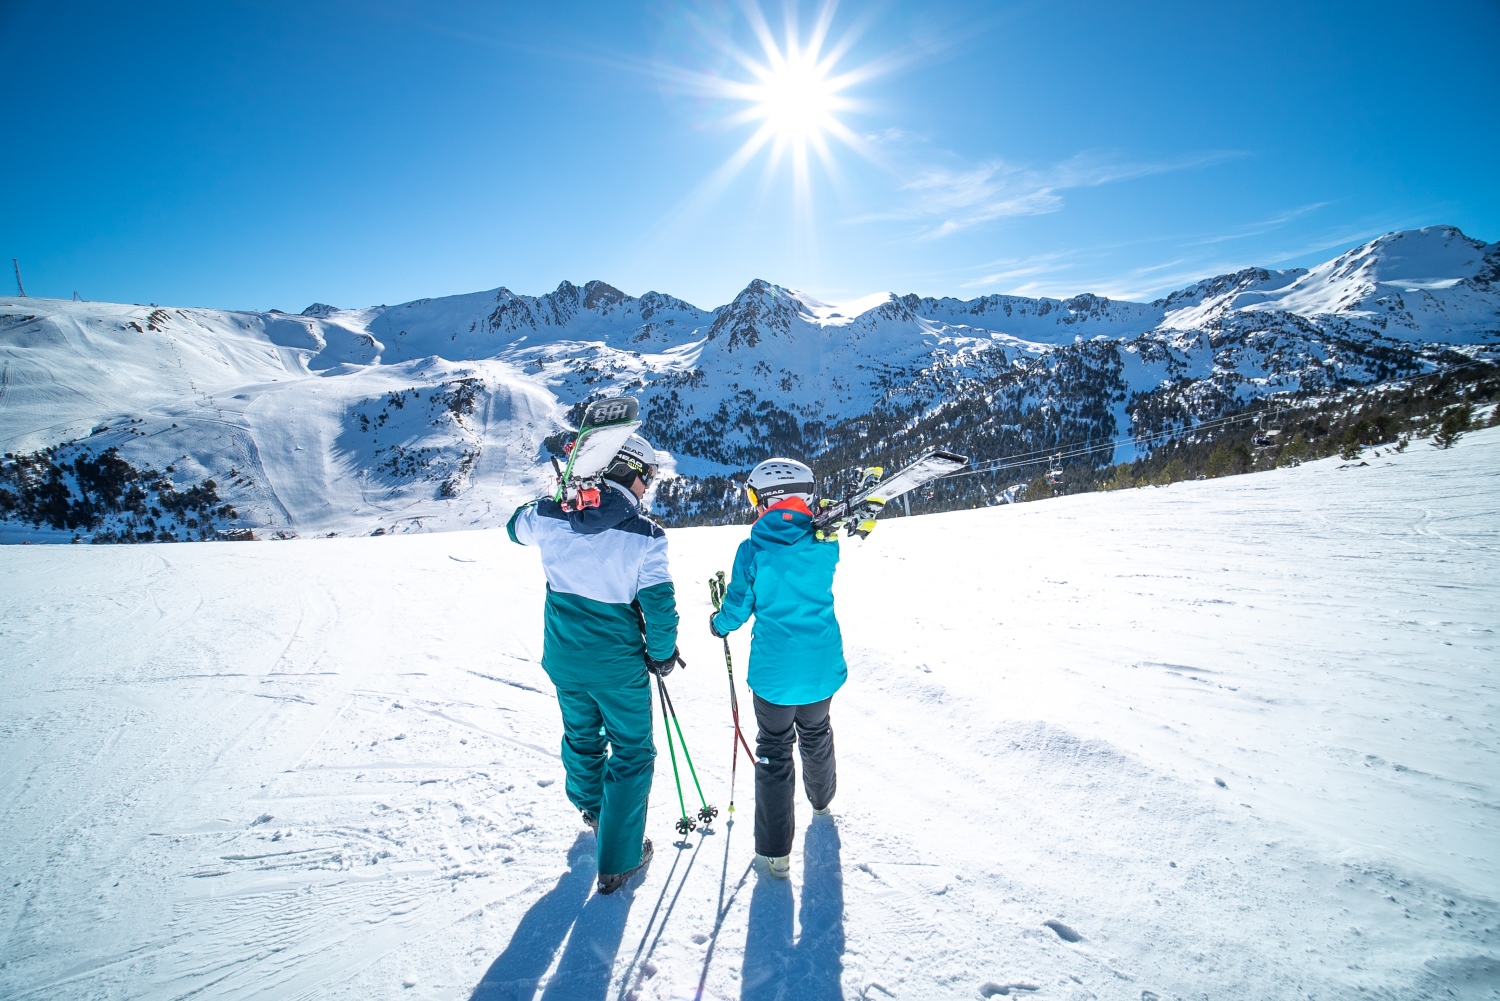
[1,428,1496,999]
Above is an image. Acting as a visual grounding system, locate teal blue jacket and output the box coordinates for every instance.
[710,497,847,706]
[508,483,678,691]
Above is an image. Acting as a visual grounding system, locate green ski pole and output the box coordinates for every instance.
[657,674,717,827]
[655,673,696,835]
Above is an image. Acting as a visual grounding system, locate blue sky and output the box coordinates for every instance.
[3,0,1497,312]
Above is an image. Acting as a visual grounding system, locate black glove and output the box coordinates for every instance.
[708,610,727,639]
[647,647,685,678]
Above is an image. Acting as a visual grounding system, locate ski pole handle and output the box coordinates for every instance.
[709,570,727,610]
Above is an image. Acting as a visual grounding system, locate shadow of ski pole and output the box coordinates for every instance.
[696,817,754,1001]
[615,831,706,1000]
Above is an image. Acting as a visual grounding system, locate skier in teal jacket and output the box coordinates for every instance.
[508,433,681,894]
[709,457,859,878]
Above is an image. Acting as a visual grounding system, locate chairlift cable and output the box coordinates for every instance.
[944,353,1497,483]
[934,352,1496,486]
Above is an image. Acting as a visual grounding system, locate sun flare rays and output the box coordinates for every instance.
[658,1,881,245]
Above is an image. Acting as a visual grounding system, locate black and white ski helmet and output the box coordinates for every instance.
[746,457,815,507]
[615,433,656,469]
[606,433,658,485]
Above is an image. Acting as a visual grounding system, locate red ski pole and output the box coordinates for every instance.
[711,572,757,816]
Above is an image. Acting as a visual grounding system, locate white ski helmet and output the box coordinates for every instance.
[606,433,658,485]
[746,457,815,508]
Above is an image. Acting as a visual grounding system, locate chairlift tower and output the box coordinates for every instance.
[12,259,26,297]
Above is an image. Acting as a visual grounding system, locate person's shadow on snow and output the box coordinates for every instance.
[471,834,636,1001]
[740,817,845,1001]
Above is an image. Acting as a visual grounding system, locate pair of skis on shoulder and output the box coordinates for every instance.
[551,396,641,511]
[812,449,970,536]
[552,395,970,524]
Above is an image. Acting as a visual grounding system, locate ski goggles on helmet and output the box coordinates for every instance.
[609,456,657,486]
[745,482,814,508]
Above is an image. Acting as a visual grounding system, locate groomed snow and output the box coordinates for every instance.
[2,428,1496,1000]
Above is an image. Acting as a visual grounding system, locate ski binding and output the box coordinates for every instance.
[814,448,969,534]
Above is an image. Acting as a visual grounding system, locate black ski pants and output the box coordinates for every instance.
[752,693,836,858]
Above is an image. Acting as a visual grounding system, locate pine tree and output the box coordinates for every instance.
[1432,404,1473,449]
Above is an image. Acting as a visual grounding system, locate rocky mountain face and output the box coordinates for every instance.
[1,226,1496,540]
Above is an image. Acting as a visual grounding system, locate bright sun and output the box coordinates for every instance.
[692,2,876,206]
[654,2,883,245]
[748,49,842,145]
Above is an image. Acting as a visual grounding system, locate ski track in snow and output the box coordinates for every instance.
[2,431,1498,1000]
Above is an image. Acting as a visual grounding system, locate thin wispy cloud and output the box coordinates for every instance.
[867,148,1244,239]
[959,251,1077,290]
[946,208,1423,303]
[1185,203,1331,246]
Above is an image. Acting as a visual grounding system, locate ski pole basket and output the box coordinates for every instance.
[655,672,715,837]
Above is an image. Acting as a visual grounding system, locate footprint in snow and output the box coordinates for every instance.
[1043,919,1081,942]
[979,982,1039,997]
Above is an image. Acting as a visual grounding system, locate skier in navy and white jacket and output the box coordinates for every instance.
[507,433,681,895]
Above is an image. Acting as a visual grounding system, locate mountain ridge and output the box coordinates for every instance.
[1,225,1496,541]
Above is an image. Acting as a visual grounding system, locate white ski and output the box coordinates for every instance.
[553,397,641,509]
[814,449,969,531]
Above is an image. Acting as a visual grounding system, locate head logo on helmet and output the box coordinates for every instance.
[745,458,815,508]
[604,433,659,488]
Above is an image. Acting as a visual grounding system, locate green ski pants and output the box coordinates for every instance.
[555,674,657,876]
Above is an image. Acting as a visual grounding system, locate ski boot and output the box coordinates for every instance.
[597,839,653,895]
[755,853,791,879]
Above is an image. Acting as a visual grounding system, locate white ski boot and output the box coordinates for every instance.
[756,853,791,879]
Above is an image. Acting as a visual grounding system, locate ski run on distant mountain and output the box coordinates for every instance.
[1,225,1497,542]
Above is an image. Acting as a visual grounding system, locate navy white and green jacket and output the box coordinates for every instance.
[507,481,679,690]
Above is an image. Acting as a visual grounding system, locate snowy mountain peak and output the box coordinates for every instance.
[1222,226,1500,339]
[2,224,1495,541]
[1152,267,1302,311]
[1321,225,1493,291]
[706,279,806,349]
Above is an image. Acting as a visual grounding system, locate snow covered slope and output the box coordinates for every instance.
[1,226,1496,540]
[2,425,1495,999]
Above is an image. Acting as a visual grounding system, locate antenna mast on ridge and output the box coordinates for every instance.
[12,259,26,297]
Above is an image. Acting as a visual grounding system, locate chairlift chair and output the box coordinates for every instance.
[1253,413,1283,448]
[1046,454,1063,486]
